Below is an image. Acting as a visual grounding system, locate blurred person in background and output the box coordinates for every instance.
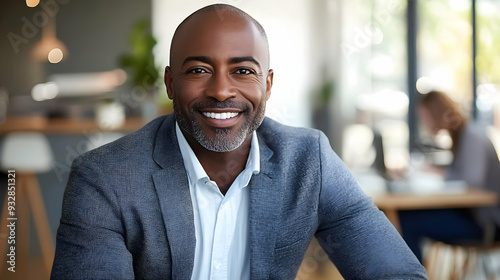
[400,90,500,262]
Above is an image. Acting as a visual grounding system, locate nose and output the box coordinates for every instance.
[205,73,236,101]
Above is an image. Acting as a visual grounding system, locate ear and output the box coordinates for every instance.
[164,66,174,100]
[265,69,274,101]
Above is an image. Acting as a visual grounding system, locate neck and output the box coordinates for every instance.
[183,130,252,195]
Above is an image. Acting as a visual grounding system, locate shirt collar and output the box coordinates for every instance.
[175,123,260,186]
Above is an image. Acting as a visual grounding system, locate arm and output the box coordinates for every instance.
[314,133,427,279]
[51,156,134,280]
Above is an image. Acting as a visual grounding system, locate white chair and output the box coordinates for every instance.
[0,132,54,277]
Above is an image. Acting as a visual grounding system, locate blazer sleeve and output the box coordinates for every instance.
[314,132,428,279]
[51,156,134,280]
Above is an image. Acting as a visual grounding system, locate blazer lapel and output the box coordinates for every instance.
[152,115,196,279]
[249,135,285,279]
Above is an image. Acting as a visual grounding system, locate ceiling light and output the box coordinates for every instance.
[26,0,40,8]
[32,19,67,63]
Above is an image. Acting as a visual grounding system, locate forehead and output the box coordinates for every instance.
[171,11,268,67]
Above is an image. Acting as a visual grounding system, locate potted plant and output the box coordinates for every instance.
[119,18,166,121]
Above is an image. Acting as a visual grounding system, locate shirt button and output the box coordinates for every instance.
[205,181,211,186]
[215,263,222,270]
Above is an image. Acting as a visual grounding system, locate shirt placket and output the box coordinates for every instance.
[211,198,231,279]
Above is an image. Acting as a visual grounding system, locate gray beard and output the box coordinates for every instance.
[174,99,266,152]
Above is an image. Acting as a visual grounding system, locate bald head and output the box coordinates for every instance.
[169,4,270,70]
[164,4,274,154]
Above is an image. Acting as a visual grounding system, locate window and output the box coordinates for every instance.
[417,0,473,108]
[343,0,409,173]
[476,0,500,125]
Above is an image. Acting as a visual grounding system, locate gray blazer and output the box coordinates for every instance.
[51,114,427,279]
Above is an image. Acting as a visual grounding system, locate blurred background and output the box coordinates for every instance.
[0,0,499,279]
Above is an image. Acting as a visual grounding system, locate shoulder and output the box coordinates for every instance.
[460,122,490,147]
[465,122,489,136]
[257,117,326,148]
[257,117,336,167]
[72,115,173,168]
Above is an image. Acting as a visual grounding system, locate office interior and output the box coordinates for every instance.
[0,0,499,279]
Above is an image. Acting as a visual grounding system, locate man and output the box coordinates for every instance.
[51,4,427,279]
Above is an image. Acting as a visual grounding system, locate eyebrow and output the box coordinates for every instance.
[182,56,212,66]
[182,56,261,68]
[228,56,261,68]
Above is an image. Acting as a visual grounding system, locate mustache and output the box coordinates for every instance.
[192,100,249,111]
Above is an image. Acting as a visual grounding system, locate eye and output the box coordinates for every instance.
[235,68,255,75]
[187,68,208,74]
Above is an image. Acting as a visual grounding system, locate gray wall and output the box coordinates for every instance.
[1,0,152,115]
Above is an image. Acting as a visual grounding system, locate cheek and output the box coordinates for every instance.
[173,82,205,106]
[423,117,434,131]
[418,108,434,130]
[237,81,268,106]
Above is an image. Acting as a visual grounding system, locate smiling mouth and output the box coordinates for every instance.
[201,112,240,120]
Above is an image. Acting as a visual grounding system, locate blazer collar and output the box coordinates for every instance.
[152,114,178,169]
[152,115,196,279]
[151,115,285,279]
[248,127,285,279]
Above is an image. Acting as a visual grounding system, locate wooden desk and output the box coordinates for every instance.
[372,189,498,232]
[0,117,146,134]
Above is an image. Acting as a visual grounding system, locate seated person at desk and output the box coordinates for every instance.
[51,4,427,279]
[400,90,500,262]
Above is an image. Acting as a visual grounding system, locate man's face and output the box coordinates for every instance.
[165,12,273,152]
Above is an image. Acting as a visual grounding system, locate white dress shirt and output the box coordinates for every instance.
[175,123,260,280]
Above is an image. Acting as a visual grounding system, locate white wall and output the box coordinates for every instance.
[152,0,314,128]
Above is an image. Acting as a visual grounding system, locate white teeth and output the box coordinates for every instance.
[202,112,239,120]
